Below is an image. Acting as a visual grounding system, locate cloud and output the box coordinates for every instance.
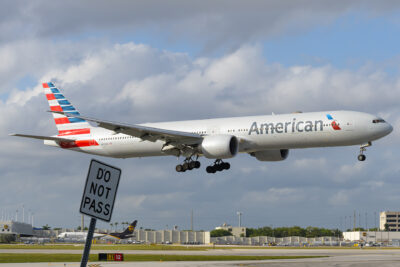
[242,187,305,204]
[1,1,400,51]
[329,190,350,206]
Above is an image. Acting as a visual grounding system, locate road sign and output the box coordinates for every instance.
[80,159,121,222]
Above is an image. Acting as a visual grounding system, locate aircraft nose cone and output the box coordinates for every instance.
[387,123,394,134]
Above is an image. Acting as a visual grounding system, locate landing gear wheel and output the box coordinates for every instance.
[182,162,189,171]
[206,159,230,173]
[222,162,230,170]
[357,142,371,162]
[176,164,183,172]
[194,161,201,169]
[175,156,201,172]
[206,166,216,173]
[189,161,196,169]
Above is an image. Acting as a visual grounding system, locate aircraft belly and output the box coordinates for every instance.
[246,129,367,150]
[103,140,165,158]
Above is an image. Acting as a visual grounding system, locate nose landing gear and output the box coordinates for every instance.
[176,157,201,172]
[358,142,371,161]
[206,159,230,173]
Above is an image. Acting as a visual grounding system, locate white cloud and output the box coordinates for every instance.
[242,187,305,204]
[294,158,328,169]
[329,190,350,206]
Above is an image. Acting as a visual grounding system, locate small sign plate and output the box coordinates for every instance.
[80,159,121,222]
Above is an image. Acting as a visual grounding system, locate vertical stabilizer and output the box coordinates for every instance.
[42,82,92,136]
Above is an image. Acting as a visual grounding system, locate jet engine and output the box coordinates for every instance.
[250,149,289,161]
[200,135,238,159]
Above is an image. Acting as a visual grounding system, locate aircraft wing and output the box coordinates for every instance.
[9,133,75,142]
[50,111,202,145]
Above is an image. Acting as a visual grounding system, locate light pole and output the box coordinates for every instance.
[236,212,242,227]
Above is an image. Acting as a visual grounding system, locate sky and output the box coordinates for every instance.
[1,0,400,232]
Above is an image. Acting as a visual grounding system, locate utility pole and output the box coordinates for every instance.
[81,215,84,231]
[22,205,24,223]
[190,210,193,231]
[353,210,356,231]
[237,211,242,227]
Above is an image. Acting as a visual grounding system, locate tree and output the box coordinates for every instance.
[110,223,113,231]
[0,234,15,243]
[210,229,232,237]
[384,223,390,231]
[245,226,342,238]
[115,222,119,230]
[42,224,51,230]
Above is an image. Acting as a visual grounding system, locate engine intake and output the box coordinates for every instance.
[200,135,238,159]
[250,149,289,161]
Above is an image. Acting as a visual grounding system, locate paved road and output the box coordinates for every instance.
[1,248,400,266]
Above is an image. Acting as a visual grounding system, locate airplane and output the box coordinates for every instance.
[99,220,137,239]
[58,220,137,240]
[11,82,393,173]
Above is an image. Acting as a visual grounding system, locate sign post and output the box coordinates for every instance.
[79,159,121,267]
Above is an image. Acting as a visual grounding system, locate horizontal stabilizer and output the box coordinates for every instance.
[10,133,75,142]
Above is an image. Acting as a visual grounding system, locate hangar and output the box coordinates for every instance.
[0,220,33,237]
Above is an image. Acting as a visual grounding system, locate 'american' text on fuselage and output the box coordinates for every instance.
[248,119,324,135]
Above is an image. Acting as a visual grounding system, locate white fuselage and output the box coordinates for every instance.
[57,232,105,240]
[44,110,393,158]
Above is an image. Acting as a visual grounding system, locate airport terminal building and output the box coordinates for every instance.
[380,211,400,231]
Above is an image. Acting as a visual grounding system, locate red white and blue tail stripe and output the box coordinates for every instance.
[42,82,92,136]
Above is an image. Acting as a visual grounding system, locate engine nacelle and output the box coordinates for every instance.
[200,135,239,159]
[250,149,289,161]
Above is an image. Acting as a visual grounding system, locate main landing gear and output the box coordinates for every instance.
[206,159,230,174]
[358,142,371,161]
[176,157,201,172]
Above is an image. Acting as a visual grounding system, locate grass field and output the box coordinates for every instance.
[0,244,207,250]
[0,253,326,263]
[0,243,395,250]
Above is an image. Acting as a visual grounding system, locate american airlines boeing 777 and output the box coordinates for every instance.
[11,82,393,173]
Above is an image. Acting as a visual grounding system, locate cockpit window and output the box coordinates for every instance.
[372,119,385,123]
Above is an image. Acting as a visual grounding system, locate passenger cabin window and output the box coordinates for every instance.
[372,119,385,123]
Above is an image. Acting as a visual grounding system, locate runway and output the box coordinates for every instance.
[1,248,400,266]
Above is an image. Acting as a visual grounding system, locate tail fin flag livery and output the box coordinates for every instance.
[43,82,92,136]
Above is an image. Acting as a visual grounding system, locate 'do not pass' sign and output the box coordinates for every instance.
[80,159,121,222]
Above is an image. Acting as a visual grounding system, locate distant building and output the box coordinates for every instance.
[343,231,400,243]
[0,221,33,236]
[380,211,400,231]
[215,223,246,237]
